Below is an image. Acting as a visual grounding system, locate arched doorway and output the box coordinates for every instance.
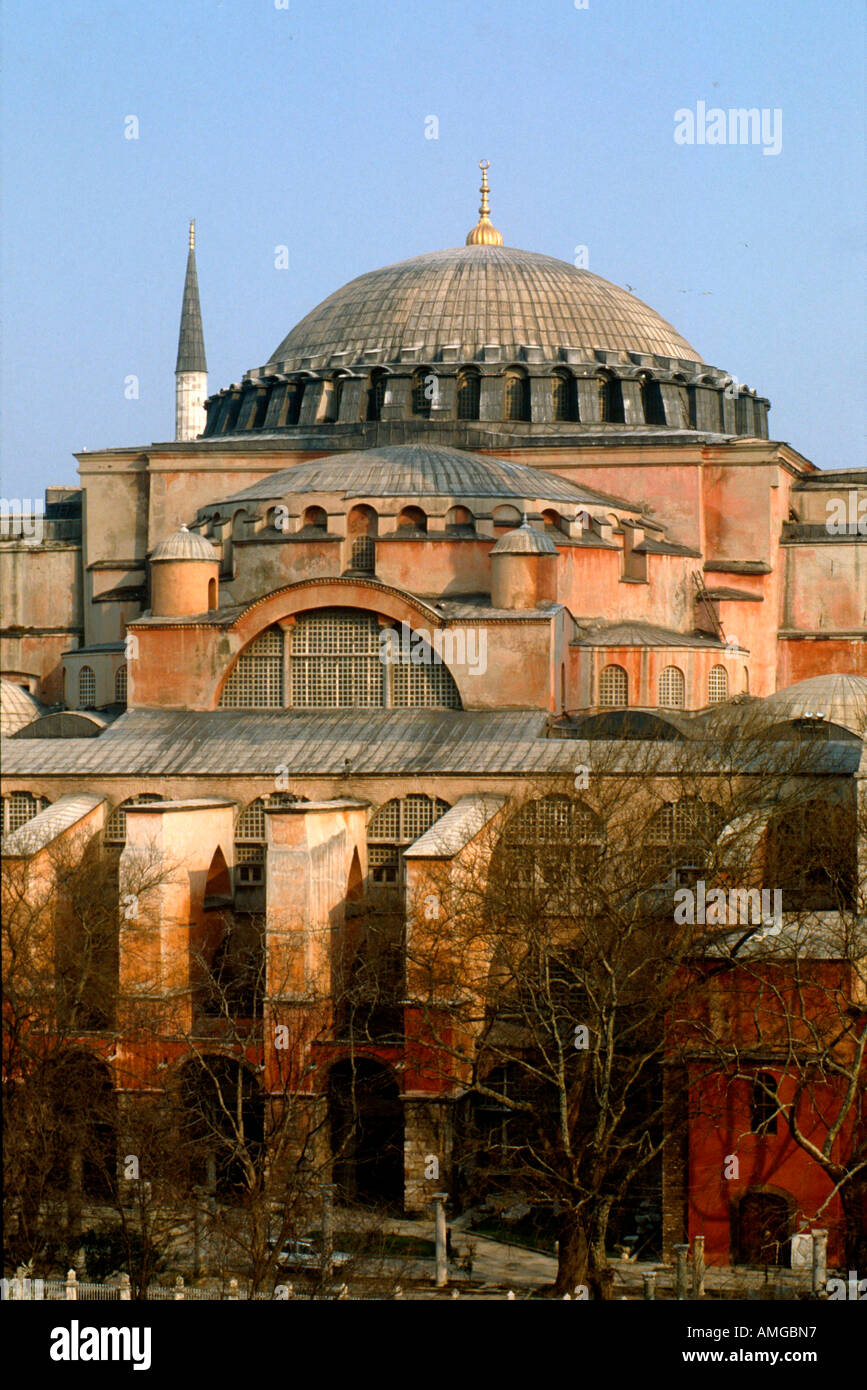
[327,1058,404,1210]
[178,1056,263,1199]
[737,1191,792,1266]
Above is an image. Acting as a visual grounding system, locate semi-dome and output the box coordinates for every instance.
[266,244,702,371]
[150,524,219,562]
[210,443,624,509]
[762,675,867,734]
[1,678,43,738]
[490,520,559,555]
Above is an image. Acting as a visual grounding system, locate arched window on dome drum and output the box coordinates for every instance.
[640,376,666,426]
[366,370,388,422]
[219,627,284,708]
[396,505,427,533]
[599,376,624,424]
[504,371,530,422]
[282,380,305,426]
[115,665,127,704]
[367,794,451,887]
[103,793,164,845]
[599,664,628,707]
[302,506,328,531]
[456,369,480,420]
[552,371,578,422]
[78,666,96,708]
[2,790,51,836]
[658,665,685,708]
[707,665,728,705]
[411,370,433,418]
[322,376,342,424]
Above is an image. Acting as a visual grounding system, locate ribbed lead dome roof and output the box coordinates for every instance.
[150,525,219,562]
[215,444,624,508]
[266,245,702,370]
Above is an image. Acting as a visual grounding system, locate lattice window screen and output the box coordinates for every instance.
[115,665,128,703]
[103,793,163,844]
[79,667,96,706]
[708,665,728,704]
[3,791,50,835]
[219,627,283,708]
[599,664,628,706]
[658,665,685,708]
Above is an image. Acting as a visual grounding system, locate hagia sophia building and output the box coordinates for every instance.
[2,164,865,1266]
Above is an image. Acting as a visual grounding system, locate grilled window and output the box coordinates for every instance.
[234,793,299,885]
[457,370,480,420]
[708,664,728,704]
[658,665,685,708]
[367,795,450,886]
[351,536,375,573]
[412,370,434,417]
[219,627,284,708]
[552,372,577,422]
[750,1072,779,1135]
[497,795,602,914]
[79,666,96,707]
[103,794,164,845]
[599,664,628,707]
[3,791,50,836]
[504,371,530,422]
[366,371,388,421]
[115,665,128,704]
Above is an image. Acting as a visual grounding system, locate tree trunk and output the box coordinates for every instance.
[554,1213,589,1295]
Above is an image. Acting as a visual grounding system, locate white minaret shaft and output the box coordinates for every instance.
[175,219,207,441]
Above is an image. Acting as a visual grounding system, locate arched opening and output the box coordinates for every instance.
[541,508,565,535]
[302,505,328,532]
[46,1053,117,1200]
[103,793,164,845]
[327,1058,404,1209]
[750,1072,779,1135]
[322,374,344,423]
[503,369,530,422]
[489,794,603,917]
[78,666,96,708]
[114,665,128,704]
[282,380,305,426]
[599,663,628,707]
[764,795,857,910]
[219,625,284,709]
[366,369,388,421]
[396,505,427,533]
[599,374,624,424]
[646,797,723,890]
[492,504,522,533]
[552,370,578,422]
[456,368,481,420]
[446,505,475,535]
[204,845,231,904]
[367,794,451,890]
[347,505,377,574]
[736,1191,793,1267]
[207,577,217,610]
[178,1056,263,1199]
[658,665,686,708]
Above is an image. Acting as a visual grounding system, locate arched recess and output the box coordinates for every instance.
[488,793,603,918]
[396,505,427,533]
[735,1189,794,1266]
[46,1053,117,1200]
[177,1056,263,1199]
[327,1057,404,1209]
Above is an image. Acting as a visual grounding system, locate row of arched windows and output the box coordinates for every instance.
[207,367,675,433]
[598,663,732,709]
[75,665,127,709]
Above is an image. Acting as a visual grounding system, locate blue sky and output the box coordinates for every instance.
[2,0,864,496]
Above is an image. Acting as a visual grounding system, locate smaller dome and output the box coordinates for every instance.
[1,679,43,737]
[763,674,867,735]
[150,524,219,562]
[490,521,559,555]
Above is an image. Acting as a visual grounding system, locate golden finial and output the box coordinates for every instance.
[189,219,195,251]
[466,159,504,246]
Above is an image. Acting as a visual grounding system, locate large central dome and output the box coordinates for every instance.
[267,244,703,371]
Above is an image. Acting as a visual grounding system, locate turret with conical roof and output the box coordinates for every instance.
[175,220,208,441]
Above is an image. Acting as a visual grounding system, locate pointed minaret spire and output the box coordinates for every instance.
[175,219,207,440]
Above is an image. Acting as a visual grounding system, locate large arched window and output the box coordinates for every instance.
[115,665,128,704]
[658,665,685,708]
[103,793,165,845]
[2,790,51,836]
[219,626,284,708]
[493,794,603,915]
[78,666,96,707]
[504,370,530,422]
[552,371,578,422]
[456,369,481,420]
[765,797,857,910]
[220,610,462,710]
[640,376,666,426]
[599,664,628,707]
[599,375,624,423]
[366,369,388,421]
[367,794,450,886]
[647,796,722,888]
[708,665,728,704]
